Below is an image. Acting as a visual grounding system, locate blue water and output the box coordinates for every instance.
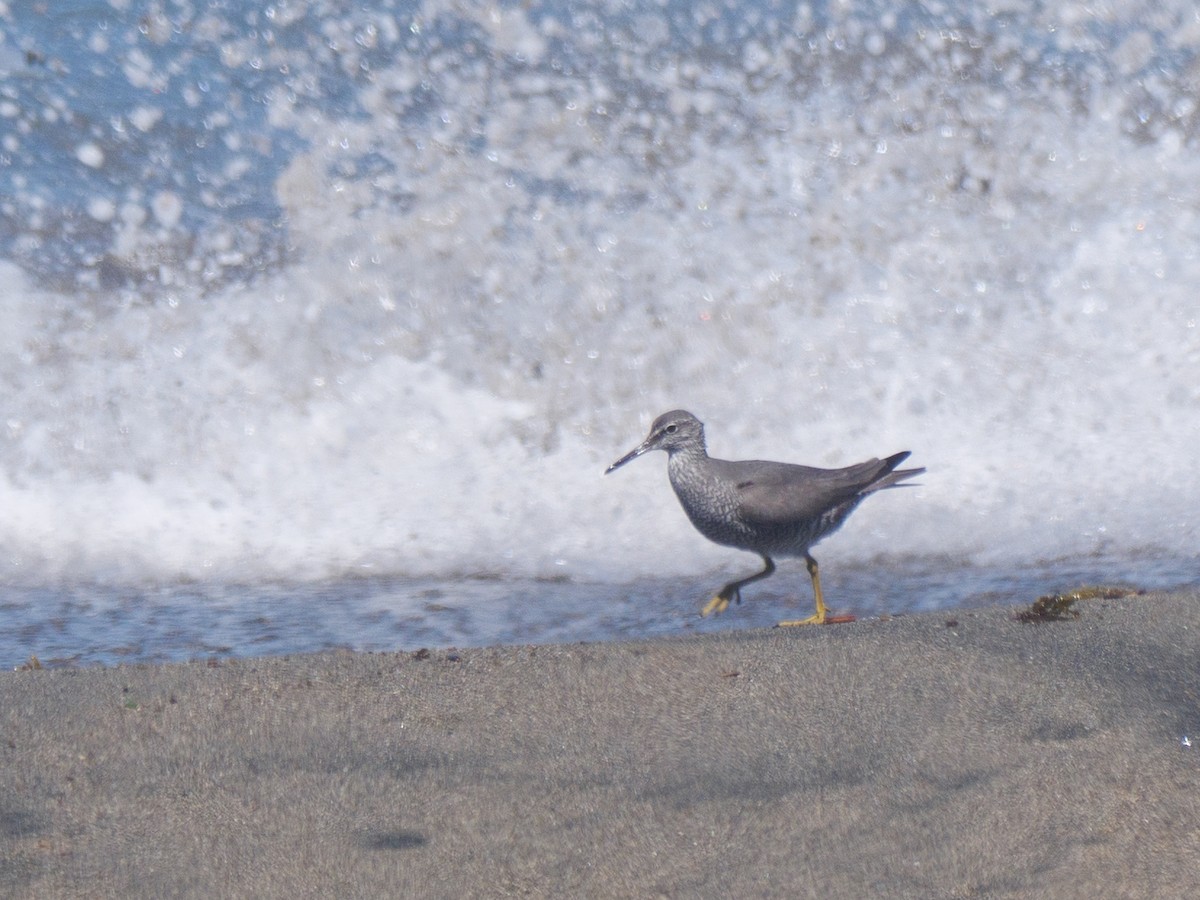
[3,557,1186,668]
[1,0,1198,666]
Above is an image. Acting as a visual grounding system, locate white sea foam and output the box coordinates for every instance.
[0,0,1197,599]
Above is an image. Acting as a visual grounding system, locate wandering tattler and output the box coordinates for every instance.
[606,410,924,626]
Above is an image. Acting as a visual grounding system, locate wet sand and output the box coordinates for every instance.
[2,589,1199,898]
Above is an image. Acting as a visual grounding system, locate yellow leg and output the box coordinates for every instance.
[700,592,731,617]
[700,556,775,617]
[777,553,827,626]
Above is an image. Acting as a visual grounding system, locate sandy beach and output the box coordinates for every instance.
[2,588,1199,898]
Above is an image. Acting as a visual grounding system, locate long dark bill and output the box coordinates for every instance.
[605,441,651,474]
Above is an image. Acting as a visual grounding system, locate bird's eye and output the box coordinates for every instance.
[665,424,678,434]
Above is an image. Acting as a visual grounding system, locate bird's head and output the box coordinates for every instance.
[605,409,705,473]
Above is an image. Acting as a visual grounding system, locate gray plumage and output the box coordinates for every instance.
[606,409,924,625]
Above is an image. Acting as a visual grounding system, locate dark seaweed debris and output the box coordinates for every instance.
[1016,585,1141,623]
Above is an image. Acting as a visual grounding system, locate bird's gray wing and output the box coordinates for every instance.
[718,457,892,527]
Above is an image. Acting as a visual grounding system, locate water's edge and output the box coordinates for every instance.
[6,555,1193,668]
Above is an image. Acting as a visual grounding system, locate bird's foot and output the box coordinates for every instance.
[775,611,827,627]
[700,588,739,618]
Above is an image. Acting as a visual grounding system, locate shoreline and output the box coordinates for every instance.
[3,589,1199,897]
[4,562,1187,670]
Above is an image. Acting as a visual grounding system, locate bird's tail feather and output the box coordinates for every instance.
[869,453,925,492]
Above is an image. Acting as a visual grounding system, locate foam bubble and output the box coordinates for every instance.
[151,191,183,228]
[75,142,104,168]
[86,196,116,222]
[129,106,162,132]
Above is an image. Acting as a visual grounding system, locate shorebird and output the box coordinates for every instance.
[606,409,923,625]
